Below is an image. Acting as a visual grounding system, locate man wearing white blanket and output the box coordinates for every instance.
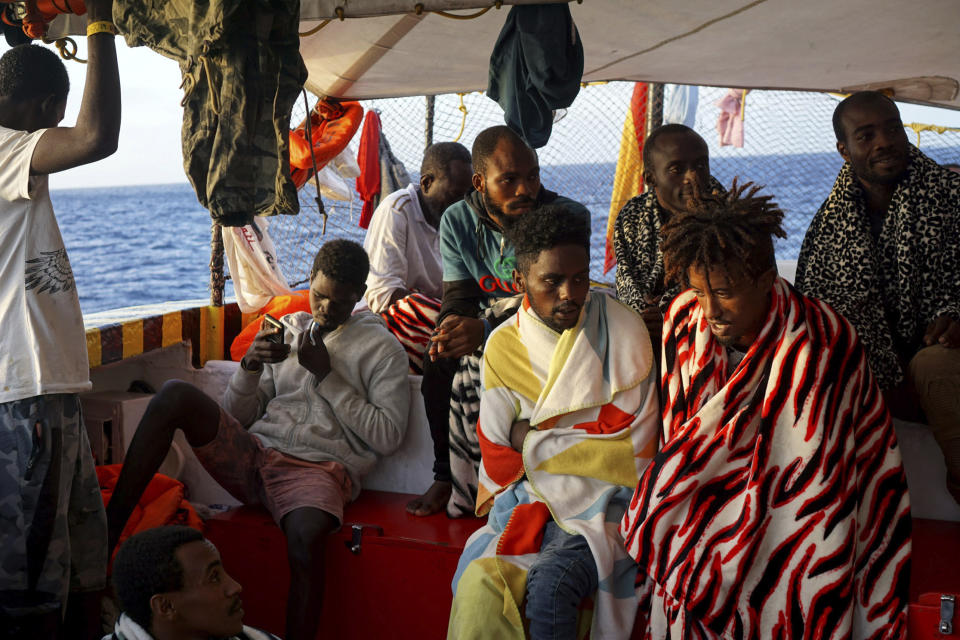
[447,205,660,639]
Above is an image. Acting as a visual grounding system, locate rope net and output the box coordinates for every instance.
[266,84,960,290]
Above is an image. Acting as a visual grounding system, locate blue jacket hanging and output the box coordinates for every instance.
[487,3,584,149]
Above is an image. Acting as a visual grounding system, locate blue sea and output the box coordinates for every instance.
[53,149,959,315]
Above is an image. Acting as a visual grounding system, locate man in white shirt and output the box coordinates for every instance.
[363,141,471,373]
[0,6,121,638]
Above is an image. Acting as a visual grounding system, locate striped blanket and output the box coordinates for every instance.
[620,278,911,639]
[449,291,660,639]
[379,292,441,374]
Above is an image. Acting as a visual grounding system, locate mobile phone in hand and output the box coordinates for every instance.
[263,314,284,344]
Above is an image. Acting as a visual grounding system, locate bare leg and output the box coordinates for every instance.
[411,352,456,517]
[281,507,338,640]
[405,480,452,516]
[104,380,220,553]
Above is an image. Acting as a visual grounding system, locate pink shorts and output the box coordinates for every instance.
[193,409,353,525]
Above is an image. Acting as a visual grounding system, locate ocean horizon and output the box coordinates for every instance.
[54,147,960,315]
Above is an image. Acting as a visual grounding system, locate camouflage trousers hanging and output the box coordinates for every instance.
[115,0,307,227]
[0,394,107,618]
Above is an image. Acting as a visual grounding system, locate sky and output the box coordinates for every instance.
[2,38,960,190]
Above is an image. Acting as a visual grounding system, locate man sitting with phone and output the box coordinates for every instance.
[104,240,410,640]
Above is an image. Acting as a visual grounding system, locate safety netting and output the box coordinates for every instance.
[266,84,960,290]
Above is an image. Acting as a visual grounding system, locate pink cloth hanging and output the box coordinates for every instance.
[715,89,746,147]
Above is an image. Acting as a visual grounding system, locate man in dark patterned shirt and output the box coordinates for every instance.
[613,124,720,343]
[795,91,960,504]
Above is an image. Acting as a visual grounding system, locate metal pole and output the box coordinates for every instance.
[424,95,435,153]
[210,222,225,307]
[646,82,665,138]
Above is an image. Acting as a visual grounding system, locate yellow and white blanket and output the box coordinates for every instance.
[449,291,659,639]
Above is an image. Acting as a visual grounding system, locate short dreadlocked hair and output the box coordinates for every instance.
[0,44,69,101]
[642,123,705,169]
[504,204,590,275]
[471,125,533,176]
[832,91,899,142]
[112,526,205,630]
[660,180,786,287]
[310,239,369,291]
[421,141,471,178]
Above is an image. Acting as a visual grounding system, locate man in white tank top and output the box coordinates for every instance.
[0,3,120,637]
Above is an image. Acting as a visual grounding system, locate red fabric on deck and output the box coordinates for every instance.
[98,464,203,562]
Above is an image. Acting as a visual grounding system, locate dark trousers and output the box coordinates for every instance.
[421,352,459,482]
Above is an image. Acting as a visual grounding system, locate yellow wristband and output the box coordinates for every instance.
[86,21,117,37]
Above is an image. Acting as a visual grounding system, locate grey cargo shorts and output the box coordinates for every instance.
[0,393,107,617]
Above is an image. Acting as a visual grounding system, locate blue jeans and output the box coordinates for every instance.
[525,521,598,640]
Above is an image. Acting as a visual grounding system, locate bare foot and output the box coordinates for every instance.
[406,480,452,516]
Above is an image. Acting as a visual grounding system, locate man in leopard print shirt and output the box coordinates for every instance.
[795,91,960,503]
[613,124,722,345]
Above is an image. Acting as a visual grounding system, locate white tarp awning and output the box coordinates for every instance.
[297,0,960,109]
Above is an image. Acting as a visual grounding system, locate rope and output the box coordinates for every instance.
[331,0,588,21]
[424,95,435,152]
[302,90,329,234]
[179,45,220,115]
[585,0,768,76]
[299,19,331,37]
[451,93,468,142]
[905,122,960,147]
[209,223,225,307]
[415,2,501,19]
[48,37,86,63]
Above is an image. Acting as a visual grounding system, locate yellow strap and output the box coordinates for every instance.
[299,19,331,37]
[904,121,960,147]
[86,21,117,37]
[452,93,469,142]
[45,36,86,64]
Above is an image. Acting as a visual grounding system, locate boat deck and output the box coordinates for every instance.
[205,491,484,639]
[205,491,960,639]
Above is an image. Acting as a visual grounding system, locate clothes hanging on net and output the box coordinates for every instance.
[487,3,584,149]
[115,0,307,226]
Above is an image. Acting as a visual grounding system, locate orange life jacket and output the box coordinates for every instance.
[229,290,311,361]
[289,99,364,189]
[1,0,86,40]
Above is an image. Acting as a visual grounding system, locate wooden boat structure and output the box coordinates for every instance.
[42,0,960,636]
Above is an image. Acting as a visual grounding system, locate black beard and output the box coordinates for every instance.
[482,191,508,224]
[482,192,529,230]
[862,167,907,186]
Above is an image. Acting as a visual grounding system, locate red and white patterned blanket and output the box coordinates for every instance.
[621,277,911,639]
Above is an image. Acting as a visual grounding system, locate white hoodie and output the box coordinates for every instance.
[223,311,409,497]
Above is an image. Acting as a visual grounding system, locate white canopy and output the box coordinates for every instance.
[296,0,960,109]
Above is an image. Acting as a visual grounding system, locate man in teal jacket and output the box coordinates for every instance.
[408,125,590,517]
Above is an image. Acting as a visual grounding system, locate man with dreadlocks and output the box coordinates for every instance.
[795,91,960,504]
[620,181,911,638]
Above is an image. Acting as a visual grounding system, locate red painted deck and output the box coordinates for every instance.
[909,519,960,639]
[205,490,484,639]
[206,494,960,639]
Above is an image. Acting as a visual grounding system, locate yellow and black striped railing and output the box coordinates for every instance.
[84,302,255,369]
